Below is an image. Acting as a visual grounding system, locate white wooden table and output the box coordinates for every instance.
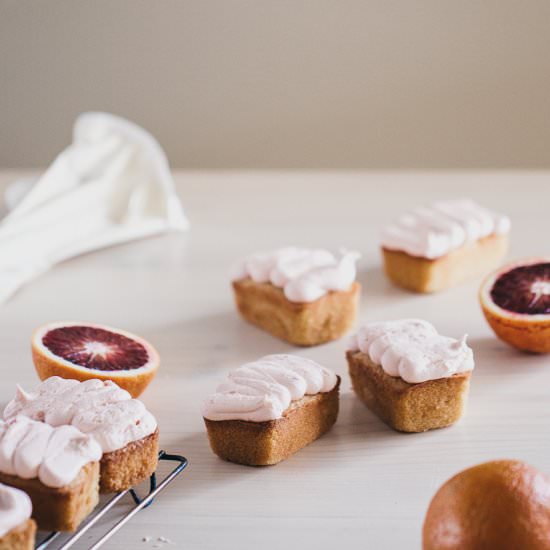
[0,171,549,549]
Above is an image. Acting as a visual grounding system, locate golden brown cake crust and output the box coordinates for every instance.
[232,279,360,346]
[347,351,471,433]
[0,518,36,550]
[99,429,159,493]
[382,233,508,293]
[0,462,99,532]
[204,378,340,466]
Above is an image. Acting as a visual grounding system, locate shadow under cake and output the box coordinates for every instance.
[233,279,360,346]
[347,351,471,433]
[204,378,340,466]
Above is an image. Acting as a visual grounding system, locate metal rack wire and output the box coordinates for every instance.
[35,451,188,550]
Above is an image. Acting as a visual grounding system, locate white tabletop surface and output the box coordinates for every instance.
[0,171,549,549]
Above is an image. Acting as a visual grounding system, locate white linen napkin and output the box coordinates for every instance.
[0,112,189,303]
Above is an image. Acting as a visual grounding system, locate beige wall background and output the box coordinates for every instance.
[1,0,550,169]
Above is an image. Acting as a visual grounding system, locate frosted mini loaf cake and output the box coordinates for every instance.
[203,354,340,465]
[380,199,510,292]
[0,416,101,531]
[0,483,35,550]
[4,377,159,492]
[347,319,474,432]
[232,247,361,346]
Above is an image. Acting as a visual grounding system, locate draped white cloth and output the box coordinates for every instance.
[0,112,189,303]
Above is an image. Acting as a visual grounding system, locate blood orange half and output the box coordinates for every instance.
[480,258,550,353]
[32,321,160,397]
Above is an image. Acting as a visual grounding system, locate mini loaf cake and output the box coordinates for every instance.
[0,416,101,532]
[347,319,474,433]
[0,483,35,550]
[202,354,340,465]
[232,247,361,346]
[381,198,510,293]
[4,377,159,493]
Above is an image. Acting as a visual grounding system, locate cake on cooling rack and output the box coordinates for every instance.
[0,483,35,550]
[0,416,101,532]
[4,377,159,493]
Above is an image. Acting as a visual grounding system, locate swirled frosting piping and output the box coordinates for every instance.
[348,319,474,383]
[0,483,32,537]
[232,247,360,303]
[3,377,157,453]
[380,199,510,259]
[0,416,101,488]
[202,354,338,422]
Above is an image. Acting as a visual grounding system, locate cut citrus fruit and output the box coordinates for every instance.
[480,258,550,353]
[31,321,160,397]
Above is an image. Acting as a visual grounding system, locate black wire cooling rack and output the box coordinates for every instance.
[35,451,188,550]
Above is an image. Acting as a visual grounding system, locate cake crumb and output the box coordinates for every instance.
[141,534,173,546]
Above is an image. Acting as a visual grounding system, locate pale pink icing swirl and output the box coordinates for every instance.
[0,416,101,488]
[4,377,157,453]
[232,247,360,303]
[0,483,32,537]
[202,354,338,422]
[349,319,474,384]
[381,199,510,259]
